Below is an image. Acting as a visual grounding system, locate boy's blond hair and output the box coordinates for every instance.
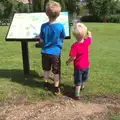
[72,23,87,39]
[46,1,61,20]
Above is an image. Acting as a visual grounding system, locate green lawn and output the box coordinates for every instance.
[0,23,120,102]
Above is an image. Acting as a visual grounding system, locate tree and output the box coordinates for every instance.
[116,1,120,14]
[32,0,42,12]
[0,0,13,18]
[44,0,49,11]
[65,0,79,14]
[59,0,66,11]
[110,0,120,14]
[32,0,80,16]
[85,0,117,17]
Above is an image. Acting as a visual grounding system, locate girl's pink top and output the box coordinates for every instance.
[69,37,92,70]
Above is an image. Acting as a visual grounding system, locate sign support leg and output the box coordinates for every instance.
[21,41,30,76]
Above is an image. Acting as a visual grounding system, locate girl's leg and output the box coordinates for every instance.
[75,85,81,99]
[80,82,85,90]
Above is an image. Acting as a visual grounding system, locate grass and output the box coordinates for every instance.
[111,115,120,120]
[0,23,120,102]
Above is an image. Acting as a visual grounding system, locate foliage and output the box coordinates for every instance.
[116,1,120,14]
[0,0,13,18]
[76,4,81,16]
[14,2,29,13]
[85,0,118,17]
[81,15,103,22]
[32,0,80,14]
[78,4,86,16]
[106,14,120,23]
[81,14,120,23]
[32,0,47,12]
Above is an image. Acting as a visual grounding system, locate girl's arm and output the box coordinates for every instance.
[66,56,76,65]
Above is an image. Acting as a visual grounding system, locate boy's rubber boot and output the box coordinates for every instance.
[44,82,48,90]
[54,87,60,95]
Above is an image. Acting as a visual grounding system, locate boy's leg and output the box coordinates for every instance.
[42,54,51,88]
[54,74,60,94]
[54,74,59,87]
[52,55,60,94]
[44,71,50,82]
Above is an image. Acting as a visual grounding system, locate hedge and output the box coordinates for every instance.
[81,14,120,23]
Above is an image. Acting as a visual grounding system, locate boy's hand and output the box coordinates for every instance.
[39,39,43,43]
[35,34,40,38]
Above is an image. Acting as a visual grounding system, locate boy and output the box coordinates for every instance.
[66,23,92,100]
[39,1,66,94]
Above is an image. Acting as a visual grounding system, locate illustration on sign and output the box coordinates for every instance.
[7,12,70,39]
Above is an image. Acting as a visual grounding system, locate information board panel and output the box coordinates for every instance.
[6,12,70,41]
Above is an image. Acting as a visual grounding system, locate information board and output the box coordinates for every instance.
[6,12,70,41]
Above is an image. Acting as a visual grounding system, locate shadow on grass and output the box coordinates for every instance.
[0,69,59,94]
[60,83,74,98]
[0,69,74,97]
[0,69,45,88]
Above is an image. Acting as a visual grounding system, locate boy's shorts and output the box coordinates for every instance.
[42,53,60,74]
[74,68,89,86]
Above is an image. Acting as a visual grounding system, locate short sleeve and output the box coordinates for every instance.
[60,26,66,39]
[39,25,44,40]
[69,44,77,58]
[84,37,92,46]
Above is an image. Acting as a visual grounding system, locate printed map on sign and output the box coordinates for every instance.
[6,12,70,39]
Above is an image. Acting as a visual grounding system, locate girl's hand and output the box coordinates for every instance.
[87,31,92,37]
[66,57,75,66]
[66,60,69,66]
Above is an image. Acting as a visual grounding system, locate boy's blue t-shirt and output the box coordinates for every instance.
[40,22,66,56]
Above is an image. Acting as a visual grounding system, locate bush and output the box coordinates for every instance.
[106,14,120,23]
[0,0,13,19]
[81,14,120,23]
[81,15,103,22]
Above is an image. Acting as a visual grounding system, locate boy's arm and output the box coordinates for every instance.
[60,26,66,43]
[35,34,43,44]
[66,56,76,65]
[39,39,43,44]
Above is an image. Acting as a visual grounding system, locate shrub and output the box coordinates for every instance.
[81,14,120,23]
[106,14,120,23]
[81,15,103,22]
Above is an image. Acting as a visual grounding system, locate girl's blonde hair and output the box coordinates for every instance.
[46,1,61,20]
[72,23,87,38]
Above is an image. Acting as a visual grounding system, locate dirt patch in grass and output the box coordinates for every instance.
[0,94,120,120]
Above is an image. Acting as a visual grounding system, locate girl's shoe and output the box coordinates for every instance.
[74,95,80,100]
[72,86,75,92]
